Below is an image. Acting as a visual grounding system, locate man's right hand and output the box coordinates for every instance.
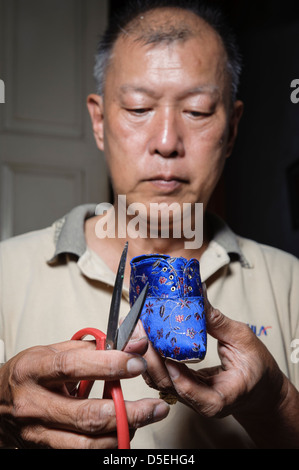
[0,337,169,448]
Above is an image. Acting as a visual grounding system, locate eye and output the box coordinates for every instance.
[185,110,211,119]
[126,108,151,116]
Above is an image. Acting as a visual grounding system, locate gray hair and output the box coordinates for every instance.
[94,0,242,102]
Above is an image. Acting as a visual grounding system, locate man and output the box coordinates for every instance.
[0,0,298,449]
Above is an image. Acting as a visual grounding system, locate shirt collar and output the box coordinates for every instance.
[47,204,97,264]
[206,213,251,268]
[47,204,251,269]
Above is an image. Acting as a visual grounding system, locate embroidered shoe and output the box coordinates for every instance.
[129,254,207,362]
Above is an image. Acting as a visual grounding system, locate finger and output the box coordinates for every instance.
[15,395,169,446]
[127,319,146,342]
[124,320,149,355]
[194,366,222,382]
[143,342,174,393]
[19,397,170,449]
[16,346,147,385]
[51,339,97,352]
[19,424,118,449]
[165,359,224,417]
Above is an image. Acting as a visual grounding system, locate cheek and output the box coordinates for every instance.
[199,113,229,148]
[104,112,144,159]
[103,126,140,195]
[103,116,149,183]
[187,119,229,195]
[190,119,228,170]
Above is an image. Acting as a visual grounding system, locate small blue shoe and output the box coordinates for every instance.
[129,254,207,362]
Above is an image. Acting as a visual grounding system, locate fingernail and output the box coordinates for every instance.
[127,356,147,375]
[153,402,170,421]
[165,360,180,380]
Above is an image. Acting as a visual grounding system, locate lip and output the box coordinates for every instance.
[145,175,188,192]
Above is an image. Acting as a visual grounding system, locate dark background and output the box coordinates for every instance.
[109,0,299,258]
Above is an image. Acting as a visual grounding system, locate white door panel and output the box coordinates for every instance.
[0,0,109,239]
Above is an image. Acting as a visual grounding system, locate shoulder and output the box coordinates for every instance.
[0,225,55,264]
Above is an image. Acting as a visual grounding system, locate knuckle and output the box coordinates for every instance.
[10,361,26,386]
[20,425,43,447]
[52,350,75,378]
[177,381,197,404]
[143,370,173,393]
[75,401,115,434]
[199,394,225,418]
[142,371,157,390]
[13,395,30,419]
[128,403,153,429]
[9,346,49,385]
[177,381,225,418]
[157,375,174,392]
[10,351,35,385]
[209,308,225,329]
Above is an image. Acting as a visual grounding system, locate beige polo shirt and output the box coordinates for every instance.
[0,204,298,449]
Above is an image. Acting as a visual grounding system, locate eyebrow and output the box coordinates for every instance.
[119,85,159,98]
[183,86,220,98]
[118,84,220,100]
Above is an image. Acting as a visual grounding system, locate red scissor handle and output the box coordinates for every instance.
[71,328,130,449]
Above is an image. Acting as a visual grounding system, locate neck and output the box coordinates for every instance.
[85,202,211,284]
[123,232,209,260]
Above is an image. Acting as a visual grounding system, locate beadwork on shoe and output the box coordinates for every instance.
[129,254,207,362]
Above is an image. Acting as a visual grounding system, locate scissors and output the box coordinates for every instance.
[71,242,148,449]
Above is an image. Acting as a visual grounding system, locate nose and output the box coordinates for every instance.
[148,108,185,158]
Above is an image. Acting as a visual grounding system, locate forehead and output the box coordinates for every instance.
[106,9,227,94]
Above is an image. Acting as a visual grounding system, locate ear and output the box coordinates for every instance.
[225,100,244,158]
[87,94,105,151]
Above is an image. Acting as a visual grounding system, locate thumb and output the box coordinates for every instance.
[123,319,149,355]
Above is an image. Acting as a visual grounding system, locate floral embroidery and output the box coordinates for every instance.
[186,327,195,339]
[175,314,184,323]
[157,328,163,339]
[145,301,154,314]
[179,299,191,308]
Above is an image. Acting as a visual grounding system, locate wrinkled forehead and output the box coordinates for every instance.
[106,8,229,98]
[110,7,227,71]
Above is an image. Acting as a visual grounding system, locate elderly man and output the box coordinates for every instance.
[0,0,298,449]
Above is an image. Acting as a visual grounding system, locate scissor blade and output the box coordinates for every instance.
[106,242,128,350]
[116,283,149,351]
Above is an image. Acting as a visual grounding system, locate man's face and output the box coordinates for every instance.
[88,14,243,212]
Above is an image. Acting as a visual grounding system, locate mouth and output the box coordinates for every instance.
[145,175,188,193]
